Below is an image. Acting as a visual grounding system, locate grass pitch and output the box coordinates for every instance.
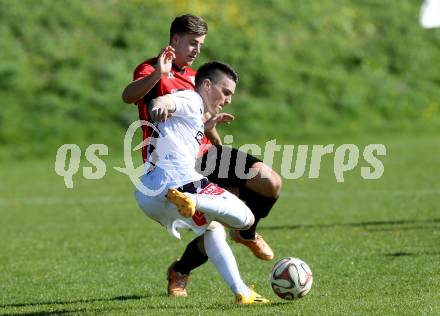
[1,133,439,315]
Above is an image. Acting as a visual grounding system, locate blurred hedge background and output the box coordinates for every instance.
[1,0,439,160]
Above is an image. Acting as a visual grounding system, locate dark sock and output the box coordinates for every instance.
[238,186,278,240]
[173,236,208,275]
[240,218,261,240]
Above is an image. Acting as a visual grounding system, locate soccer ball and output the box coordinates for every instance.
[269,257,313,300]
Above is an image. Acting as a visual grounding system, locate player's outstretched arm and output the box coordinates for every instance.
[121,46,176,104]
[150,95,176,122]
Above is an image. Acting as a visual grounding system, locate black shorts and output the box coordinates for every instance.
[195,145,262,190]
[178,177,210,194]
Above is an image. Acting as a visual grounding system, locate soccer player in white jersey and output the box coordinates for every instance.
[134,58,269,304]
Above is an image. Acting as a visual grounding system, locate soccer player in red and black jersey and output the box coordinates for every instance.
[122,14,282,297]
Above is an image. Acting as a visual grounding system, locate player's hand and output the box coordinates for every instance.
[204,113,235,131]
[151,106,172,122]
[157,46,175,75]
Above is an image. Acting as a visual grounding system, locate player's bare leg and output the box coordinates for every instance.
[245,162,282,198]
[231,162,282,260]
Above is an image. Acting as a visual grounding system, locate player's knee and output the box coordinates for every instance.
[242,210,255,229]
[249,162,282,198]
[207,221,225,236]
[268,171,282,197]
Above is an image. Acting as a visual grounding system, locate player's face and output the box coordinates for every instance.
[172,33,205,68]
[205,76,236,114]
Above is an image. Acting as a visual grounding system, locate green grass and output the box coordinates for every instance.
[1,132,439,315]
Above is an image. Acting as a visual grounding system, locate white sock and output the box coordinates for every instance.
[203,226,251,297]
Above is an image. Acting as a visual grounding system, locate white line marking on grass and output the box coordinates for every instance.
[1,188,438,207]
[281,188,440,197]
[0,196,134,206]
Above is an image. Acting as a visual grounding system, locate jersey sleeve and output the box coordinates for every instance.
[133,62,155,81]
[170,90,203,119]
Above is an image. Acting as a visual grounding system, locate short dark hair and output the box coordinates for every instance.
[195,61,239,88]
[170,14,208,41]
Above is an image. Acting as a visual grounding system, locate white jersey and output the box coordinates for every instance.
[135,90,252,239]
[147,90,205,187]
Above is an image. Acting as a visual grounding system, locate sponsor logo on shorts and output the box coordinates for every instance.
[199,183,225,196]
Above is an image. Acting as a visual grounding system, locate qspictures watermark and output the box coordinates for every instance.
[54,120,386,190]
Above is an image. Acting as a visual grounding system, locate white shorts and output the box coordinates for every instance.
[134,167,250,239]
